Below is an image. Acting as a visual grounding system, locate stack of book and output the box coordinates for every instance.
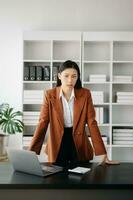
[24,65,50,81]
[113,128,133,145]
[116,92,133,103]
[113,75,132,83]
[24,90,44,104]
[94,107,104,124]
[89,74,106,82]
[23,112,40,125]
[91,91,104,104]
[23,136,33,147]
[88,135,107,145]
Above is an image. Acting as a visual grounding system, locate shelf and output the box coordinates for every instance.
[23,102,43,105]
[53,59,80,63]
[83,60,111,63]
[113,61,133,63]
[23,60,51,62]
[83,41,111,61]
[112,103,133,105]
[23,81,51,84]
[112,145,133,148]
[98,123,110,127]
[112,82,133,84]
[112,124,133,126]
[83,81,110,84]
[24,41,51,60]
[53,41,80,61]
[113,41,133,61]
[94,103,110,106]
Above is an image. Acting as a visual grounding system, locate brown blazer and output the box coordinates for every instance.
[29,86,106,162]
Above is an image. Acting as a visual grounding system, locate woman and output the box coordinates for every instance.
[29,60,119,166]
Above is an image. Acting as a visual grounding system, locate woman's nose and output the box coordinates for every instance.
[68,78,72,83]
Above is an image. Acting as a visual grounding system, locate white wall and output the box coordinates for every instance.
[0,0,133,109]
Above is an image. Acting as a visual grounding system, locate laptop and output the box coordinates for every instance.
[7,149,63,177]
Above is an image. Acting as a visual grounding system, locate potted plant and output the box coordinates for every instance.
[0,103,24,159]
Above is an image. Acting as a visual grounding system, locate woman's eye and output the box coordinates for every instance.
[63,75,77,79]
[72,76,77,79]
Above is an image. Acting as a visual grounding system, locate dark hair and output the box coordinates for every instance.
[56,60,82,89]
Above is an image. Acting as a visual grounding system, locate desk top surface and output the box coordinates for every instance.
[0,162,133,189]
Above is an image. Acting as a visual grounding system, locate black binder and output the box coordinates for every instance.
[24,66,30,81]
[43,66,50,81]
[29,66,36,81]
[36,66,43,80]
[52,66,59,81]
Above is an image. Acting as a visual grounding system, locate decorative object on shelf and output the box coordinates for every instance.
[0,103,24,160]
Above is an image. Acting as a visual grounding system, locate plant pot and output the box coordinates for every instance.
[0,134,9,159]
[8,133,23,149]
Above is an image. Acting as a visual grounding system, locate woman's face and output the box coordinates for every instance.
[58,68,78,90]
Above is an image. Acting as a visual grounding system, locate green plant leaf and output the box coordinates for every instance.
[11,111,23,118]
[0,104,24,134]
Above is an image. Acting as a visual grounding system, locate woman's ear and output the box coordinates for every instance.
[58,73,61,80]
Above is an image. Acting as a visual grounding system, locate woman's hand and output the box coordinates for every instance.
[98,154,120,166]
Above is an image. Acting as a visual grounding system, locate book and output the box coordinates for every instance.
[29,66,36,81]
[36,66,43,81]
[23,99,43,104]
[90,74,106,78]
[113,136,133,141]
[113,76,132,82]
[117,97,133,100]
[116,92,133,96]
[113,141,133,145]
[91,91,104,104]
[23,112,40,116]
[53,66,59,81]
[94,107,104,124]
[24,90,44,99]
[113,129,133,133]
[113,133,133,137]
[89,74,106,82]
[100,107,104,124]
[43,66,50,81]
[24,66,30,81]
[117,100,133,103]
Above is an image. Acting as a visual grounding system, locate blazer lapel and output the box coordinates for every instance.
[50,87,64,129]
[73,89,86,134]
[49,87,85,133]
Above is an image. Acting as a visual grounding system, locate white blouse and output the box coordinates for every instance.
[59,88,75,128]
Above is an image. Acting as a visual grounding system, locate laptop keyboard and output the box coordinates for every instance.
[42,166,58,172]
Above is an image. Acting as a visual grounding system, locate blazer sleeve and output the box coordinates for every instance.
[86,90,107,156]
[28,91,49,154]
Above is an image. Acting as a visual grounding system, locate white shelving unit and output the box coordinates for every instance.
[83,32,133,162]
[23,31,133,162]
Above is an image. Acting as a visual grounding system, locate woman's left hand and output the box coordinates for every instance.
[98,154,120,166]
